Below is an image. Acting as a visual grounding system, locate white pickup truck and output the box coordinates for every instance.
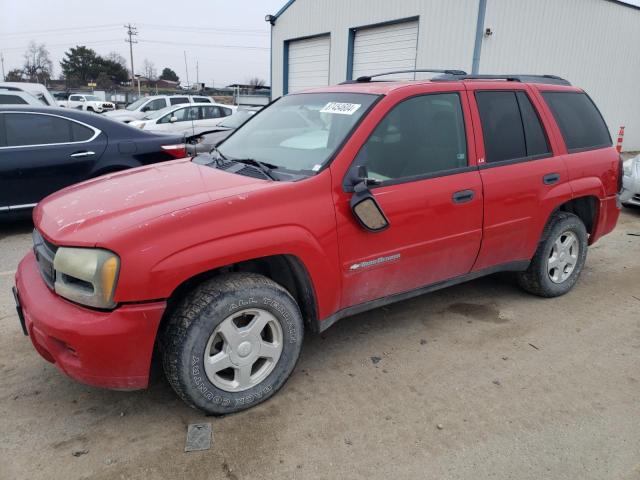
[58,94,115,113]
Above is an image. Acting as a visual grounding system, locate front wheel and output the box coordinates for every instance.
[517,212,588,297]
[162,273,304,415]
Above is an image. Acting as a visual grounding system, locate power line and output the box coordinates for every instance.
[138,39,269,50]
[0,24,123,38]
[124,24,138,82]
[137,23,268,35]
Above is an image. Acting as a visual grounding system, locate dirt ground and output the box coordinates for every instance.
[1,209,639,480]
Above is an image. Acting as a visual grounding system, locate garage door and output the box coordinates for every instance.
[287,35,330,93]
[352,20,419,80]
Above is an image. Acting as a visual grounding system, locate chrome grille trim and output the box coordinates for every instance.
[32,229,57,290]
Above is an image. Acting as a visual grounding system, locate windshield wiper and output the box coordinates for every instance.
[232,158,279,181]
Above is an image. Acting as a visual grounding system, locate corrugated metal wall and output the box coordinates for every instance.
[480,0,640,150]
[271,0,640,150]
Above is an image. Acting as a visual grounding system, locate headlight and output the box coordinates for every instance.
[623,159,634,177]
[137,122,146,129]
[53,247,120,309]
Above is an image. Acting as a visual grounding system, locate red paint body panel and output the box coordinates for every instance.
[16,78,621,390]
[16,252,165,390]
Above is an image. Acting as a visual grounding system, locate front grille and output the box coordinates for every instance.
[102,103,114,109]
[32,229,58,290]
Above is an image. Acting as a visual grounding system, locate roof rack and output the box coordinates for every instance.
[434,73,572,86]
[351,69,468,83]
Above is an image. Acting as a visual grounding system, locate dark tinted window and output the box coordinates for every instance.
[476,91,526,162]
[516,92,550,157]
[355,93,467,181]
[193,96,211,103]
[542,92,611,152]
[5,113,78,146]
[200,106,221,119]
[170,97,190,105]
[0,94,28,104]
[71,122,94,141]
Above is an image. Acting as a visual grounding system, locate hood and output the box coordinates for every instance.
[35,159,271,246]
[103,110,141,120]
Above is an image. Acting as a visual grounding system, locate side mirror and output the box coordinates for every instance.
[349,165,389,232]
[80,98,86,102]
[170,116,178,123]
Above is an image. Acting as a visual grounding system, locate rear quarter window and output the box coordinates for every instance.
[542,91,611,152]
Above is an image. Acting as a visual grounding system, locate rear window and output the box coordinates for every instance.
[542,92,611,152]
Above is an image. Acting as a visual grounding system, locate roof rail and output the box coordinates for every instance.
[353,69,468,83]
[434,73,571,86]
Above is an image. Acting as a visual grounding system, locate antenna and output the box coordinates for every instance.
[124,24,138,83]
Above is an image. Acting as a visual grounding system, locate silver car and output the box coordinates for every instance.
[621,155,640,207]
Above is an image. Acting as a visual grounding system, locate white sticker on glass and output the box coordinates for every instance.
[320,102,362,115]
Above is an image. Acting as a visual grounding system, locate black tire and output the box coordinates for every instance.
[161,273,304,415]
[517,212,588,297]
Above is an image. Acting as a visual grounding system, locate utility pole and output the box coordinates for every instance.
[183,51,190,88]
[0,52,5,81]
[124,24,138,83]
[196,61,199,85]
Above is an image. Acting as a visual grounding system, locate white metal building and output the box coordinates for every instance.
[268,0,640,151]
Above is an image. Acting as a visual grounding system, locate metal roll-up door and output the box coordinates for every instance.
[287,35,330,93]
[352,20,419,80]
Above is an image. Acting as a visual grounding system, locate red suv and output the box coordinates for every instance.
[13,72,621,414]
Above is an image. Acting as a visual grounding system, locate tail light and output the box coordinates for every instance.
[617,154,624,193]
[161,143,187,159]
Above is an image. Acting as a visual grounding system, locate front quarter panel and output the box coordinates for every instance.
[109,172,342,319]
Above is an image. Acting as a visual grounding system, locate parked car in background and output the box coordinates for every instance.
[621,154,640,207]
[0,82,57,106]
[186,108,259,154]
[104,95,216,123]
[0,106,186,214]
[12,73,621,415]
[0,89,45,106]
[58,94,115,113]
[129,103,236,137]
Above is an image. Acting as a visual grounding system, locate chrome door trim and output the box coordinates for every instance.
[0,111,102,150]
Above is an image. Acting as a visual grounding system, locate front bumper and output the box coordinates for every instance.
[15,251,166,390]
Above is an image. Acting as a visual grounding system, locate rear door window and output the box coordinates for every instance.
[4,113,90,146]
[354,93,468,181]
[200,106,221,119]
[541,91,611,152]
[476,91,550,163]
[193,97,211,103]
[0,94,27,104]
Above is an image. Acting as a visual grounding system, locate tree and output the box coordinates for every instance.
[22,41,53,83]
[5,69,24,82]
[143,59,157,80]
[98,57,129,85]
[159,67,179,82]
[248,77,266,91]
[106,52,127,68]
[60,46,100,85]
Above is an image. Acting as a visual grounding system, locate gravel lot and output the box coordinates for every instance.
[1,208,639,480]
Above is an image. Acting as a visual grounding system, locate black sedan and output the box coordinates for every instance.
[0,106,186,214]
[186,108,260,155]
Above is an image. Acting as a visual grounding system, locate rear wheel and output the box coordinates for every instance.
[517,212,588,297]
[162,273,304,415]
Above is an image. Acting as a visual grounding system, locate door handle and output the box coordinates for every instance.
[543,173,560,185]
[452,189,475,204]
[70,151,95,158]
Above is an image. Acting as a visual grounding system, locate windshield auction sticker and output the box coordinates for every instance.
[320,102,362,115]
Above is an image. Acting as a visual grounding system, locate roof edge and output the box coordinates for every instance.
[274,0,296,19]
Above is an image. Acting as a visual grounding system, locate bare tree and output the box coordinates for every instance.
[22,41,53,83]
[143,58,157,80]
[248,77,266,88]
[106,52,128,68]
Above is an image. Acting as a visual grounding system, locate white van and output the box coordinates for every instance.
[0,82,56,106]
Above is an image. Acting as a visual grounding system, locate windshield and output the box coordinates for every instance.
[126,98,147,111]
[144,105,174,120]
[85,95,100,101]
[218,93,378,173]
[218,110,255,128]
